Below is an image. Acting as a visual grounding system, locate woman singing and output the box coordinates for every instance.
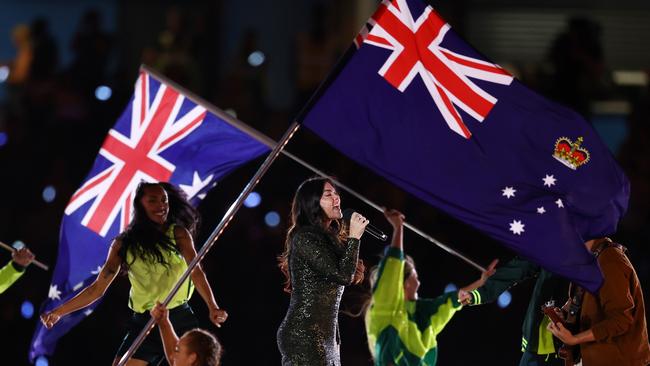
[277,177,368,366]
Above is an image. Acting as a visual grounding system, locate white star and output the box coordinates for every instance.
[509,220,525,235]
[48,284,62,300]
[180,172,215,200]
[84,309,94,316]
[555,199,564,208]
[537,207,546,214]
[543,174,557,187]
[502,186,516,199]
[91,265,102,275]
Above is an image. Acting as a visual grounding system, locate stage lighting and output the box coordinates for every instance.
[35,356,49,366]
[21,300,34,319]
[444,283,458,293]
[0,65,9,83]
[264,211,281,227]
[95,85,112,101]
[42,185,56,203]
[244,192,262,208]
[497,290,512,308]
[247,51,265,67]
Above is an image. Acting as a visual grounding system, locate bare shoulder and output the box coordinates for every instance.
[173,225,192,239]
[109,239,123,251]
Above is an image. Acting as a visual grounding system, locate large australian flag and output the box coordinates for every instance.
[30,67,269,361]
[301,0,629,292]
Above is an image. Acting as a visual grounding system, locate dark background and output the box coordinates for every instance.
[1,0,649,364]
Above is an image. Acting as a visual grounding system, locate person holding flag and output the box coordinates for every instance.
[41,182,228,365]
[547,238,650,366]
[365,208,497,366]
[0,247,35,293]
[29,68,269,362]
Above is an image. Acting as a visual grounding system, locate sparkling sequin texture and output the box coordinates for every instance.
[277,226,361,366]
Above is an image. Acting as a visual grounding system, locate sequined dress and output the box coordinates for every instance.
[277,226,361,366]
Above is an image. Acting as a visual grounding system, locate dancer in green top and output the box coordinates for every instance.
[366,208,496,366]
[41,182,228,365]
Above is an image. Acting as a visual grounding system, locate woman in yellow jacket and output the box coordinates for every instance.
[366,209,496,366]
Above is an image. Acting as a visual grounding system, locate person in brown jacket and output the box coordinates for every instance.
[547,237,650,366]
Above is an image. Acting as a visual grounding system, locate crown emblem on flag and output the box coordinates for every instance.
[553,136,590,170]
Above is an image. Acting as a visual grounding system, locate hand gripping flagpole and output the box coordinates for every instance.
[0,240,49,271]
[116,121,302,366]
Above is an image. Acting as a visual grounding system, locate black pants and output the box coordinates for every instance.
[115,303,199,365]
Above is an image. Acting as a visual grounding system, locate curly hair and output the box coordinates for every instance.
[277,176,364,293]
[117,181,199,268]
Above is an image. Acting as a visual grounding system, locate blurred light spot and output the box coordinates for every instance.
[0,65,9,83]
[35,356,49,366]
[95,85,112,101]
[12,240,25,250]
[224,108,237,118]
[42,185,56,203]
[443,283,458,293]
[264,211,280,227]
[247,51,265,67]
[244,192,261,208]
[0,132,8,147]
[497,290,512,308]
[21,300,34,319]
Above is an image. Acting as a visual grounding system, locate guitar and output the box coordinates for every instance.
[541,301,577,366]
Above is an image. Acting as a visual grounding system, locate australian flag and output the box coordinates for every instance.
[301,0,629,292]
[30,68,269,361]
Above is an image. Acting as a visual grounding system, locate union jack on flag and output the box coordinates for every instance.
[356,0,513,138]
[30,68,269,361]
[303,0,629,292]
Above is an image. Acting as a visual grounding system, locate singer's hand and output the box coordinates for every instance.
[382,208,405,229]
[348,212,369,239]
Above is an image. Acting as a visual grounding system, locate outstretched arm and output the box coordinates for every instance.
[41,240,122,328]
[458,259,499,304]
[457,257,539,306]
[175,226,228,328]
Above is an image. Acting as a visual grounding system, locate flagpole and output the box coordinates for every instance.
[116,121,302,366]
[141,65,486,272]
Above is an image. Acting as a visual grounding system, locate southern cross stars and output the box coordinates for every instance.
[543,174,557,187]
[502,186,516,198]
[509,220,525,235]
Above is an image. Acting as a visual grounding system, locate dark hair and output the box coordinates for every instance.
[118,182,199,268]
[278,177,364,293]
[183,328,223,366]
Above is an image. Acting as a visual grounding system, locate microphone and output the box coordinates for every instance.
[342,209,388,242]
